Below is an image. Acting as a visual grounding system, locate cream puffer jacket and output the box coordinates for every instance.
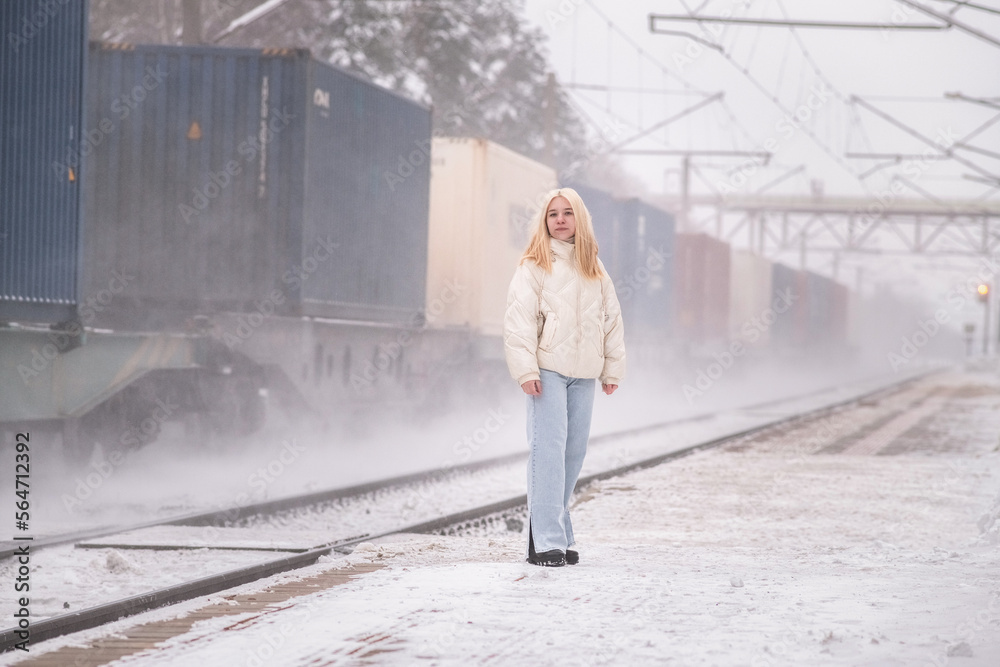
[503,237,626,386]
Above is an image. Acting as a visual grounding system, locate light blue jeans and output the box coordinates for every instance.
[526,368,596,555]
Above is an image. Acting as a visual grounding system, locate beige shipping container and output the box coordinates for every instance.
[426,137,558,337]
[729,249,773,346]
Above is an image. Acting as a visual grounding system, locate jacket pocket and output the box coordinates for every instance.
[596,307,607,358]
[538,312,557,351]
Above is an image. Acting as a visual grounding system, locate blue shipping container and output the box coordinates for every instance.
[771,262,808,348]
[0,0,88,324]
[83,42,431,327]
[619,198,674,340]
[561,183,676,341]
[566,182,629,279]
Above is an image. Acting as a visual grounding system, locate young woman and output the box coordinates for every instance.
[503,187,626,567]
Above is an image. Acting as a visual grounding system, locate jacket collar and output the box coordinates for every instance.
[550,236,575,261]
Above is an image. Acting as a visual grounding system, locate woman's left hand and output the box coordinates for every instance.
[602,383,617,395]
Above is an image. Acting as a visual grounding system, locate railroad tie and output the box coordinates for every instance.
[840,394,947,456]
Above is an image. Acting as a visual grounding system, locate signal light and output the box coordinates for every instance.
[978,284,990,302]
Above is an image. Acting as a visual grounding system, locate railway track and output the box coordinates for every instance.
[0,369,889,563]
[0,368,940,652]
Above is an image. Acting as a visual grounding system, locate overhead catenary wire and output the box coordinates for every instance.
[574,0,894,201]
[851,95,999,182]
[649,13,949,30]
[772,17,794,102]
[892,0,1000,49]
[596,1,761,163]
[946,92,1000,110]
[581,0,762,150]
[664,0,874,196]
[690,161,722,195]
[775,0,874,166]
[572,0,998,213]
[562,90,686,169]
[605,92,724,153]
[563,83,717,96]
[931,0,1000,17]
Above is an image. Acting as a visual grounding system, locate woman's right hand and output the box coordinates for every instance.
[521,380,541,395]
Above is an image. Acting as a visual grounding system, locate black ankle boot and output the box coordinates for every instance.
[529,549,567,567]
[528,520,566,567]
[566,549,579,565]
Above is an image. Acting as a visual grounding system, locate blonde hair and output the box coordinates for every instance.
[520,187,603,280]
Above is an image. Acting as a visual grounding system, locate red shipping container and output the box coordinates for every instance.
[673,233,730,343]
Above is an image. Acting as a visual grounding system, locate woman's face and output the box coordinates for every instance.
[546,196,576,241]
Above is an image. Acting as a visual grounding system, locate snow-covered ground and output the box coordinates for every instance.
[5,368,998,666]
[0,368,924,625]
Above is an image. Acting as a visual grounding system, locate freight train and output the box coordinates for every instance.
[0,2,854,463]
